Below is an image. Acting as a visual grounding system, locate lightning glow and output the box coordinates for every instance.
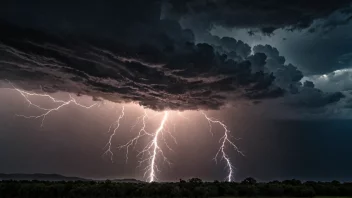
[6,81,243,183]
[201,111,245,182]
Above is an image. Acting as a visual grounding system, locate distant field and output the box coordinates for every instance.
[1,179,352,198]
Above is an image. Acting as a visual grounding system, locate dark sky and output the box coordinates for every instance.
[0,0,352,182]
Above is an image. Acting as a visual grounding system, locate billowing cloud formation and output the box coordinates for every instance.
[165,0,352,34]
[252,45,303,89]
[304,68,352,92]
[0,0,346,111]
[250,44,345,107]
[0,22,282,111]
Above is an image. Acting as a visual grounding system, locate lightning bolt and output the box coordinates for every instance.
[6,80,244,182]
[7,82,97,127]
[119,111,175,182]
[103,106,125,162]
[119,110,151,162]
[201,111,244,182]
[148,111,169,182]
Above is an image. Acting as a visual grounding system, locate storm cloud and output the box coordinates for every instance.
[0,22,282,111]
[0,0,346,111]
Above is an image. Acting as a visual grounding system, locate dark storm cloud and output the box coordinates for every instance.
[303,81,315,88]
[247,53,267,73]
[210,21,352,77]
[250,44,345,107]
[253,45,303,89]
[165,0,352,34]
[0,22,281,111]
[214,37,251,59]
[187,35,253,62]
[286,86,345,108]
[154,28,345,109]
[0,0,345,111]
[308,9,352,33]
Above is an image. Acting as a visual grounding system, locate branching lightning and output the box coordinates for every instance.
[146,111,169,182]
[6,81,244,183]
[119,110,150,162]
[201,111,244,182]
[118,111,176,182]
[8,82,97,127]
[103,106,125,162]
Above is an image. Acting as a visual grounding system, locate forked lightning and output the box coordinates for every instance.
[103,106,125,162]
[118,111,176,182]
[8,82,97,127]
[201,111,245,182]
[7,81,243,182]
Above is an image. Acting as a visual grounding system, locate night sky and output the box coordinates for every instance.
[0,0,352,182]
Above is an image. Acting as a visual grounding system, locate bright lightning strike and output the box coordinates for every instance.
[103,106,125,162]
[201,111,244,182]
[148,111,169,182]
[119,110,150,162]
[7,82,97,127]
[118,111,175,182]
[8,81,175,182]
[7,81,244,183]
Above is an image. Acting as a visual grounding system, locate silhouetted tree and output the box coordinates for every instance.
[241,177,257,185]
[1,178,352,198]
[188,178,202,184]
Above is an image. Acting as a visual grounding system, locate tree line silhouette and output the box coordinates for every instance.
[1,177,352,197]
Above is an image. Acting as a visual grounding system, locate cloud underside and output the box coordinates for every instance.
[0,24,284,111]
[0,0,348,111]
